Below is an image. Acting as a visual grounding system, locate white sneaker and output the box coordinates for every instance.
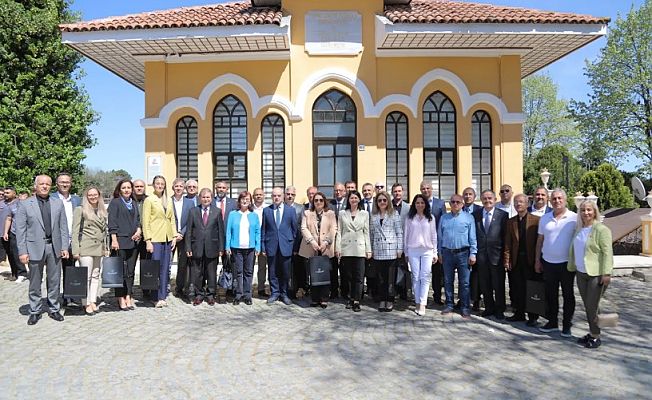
[15,276,27,283]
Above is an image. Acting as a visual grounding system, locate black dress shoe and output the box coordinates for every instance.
[506,314,526,322]
[48,312,64,322]
[526,319,539,327]
[352,302,361,312]
[472,302,480,311]
[233,298,241,305]
[481,310,494,317]
[207,298,216,306]
[27,314,41,325]
[244,298,252,305]
[257,290,268,298]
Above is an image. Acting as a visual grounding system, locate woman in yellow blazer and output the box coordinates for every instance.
[567,200,613,349]
[299,191,337,308]
[141,175,178,307]
[335,190,371,312]
[71,187,108,315]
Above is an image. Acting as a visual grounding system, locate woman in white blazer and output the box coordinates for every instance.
[370,191,403,312]
[335,191,371,312]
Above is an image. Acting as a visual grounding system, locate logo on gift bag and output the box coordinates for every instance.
[71,281,82,287]
[107,271,118,275]
[530,294,541,301]
[144,272,154,278]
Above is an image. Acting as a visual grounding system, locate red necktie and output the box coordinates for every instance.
[221,198,226,220]
[202,208,208,226]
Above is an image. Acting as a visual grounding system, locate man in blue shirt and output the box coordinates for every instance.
[438,194,477,318]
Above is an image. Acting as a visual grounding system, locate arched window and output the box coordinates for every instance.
[176,116,198,180]
[312,89,356,198]
[423,92,456,199]
[261,113,285,199]
[213,95,247,198]
[386,112,409,188]
[472,111,492,193]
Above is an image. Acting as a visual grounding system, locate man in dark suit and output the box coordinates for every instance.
[473,189,509,319]
[53,172,81,306]
[528,186,553,217]
[261,187,298,305]
[304,186,317,210]
[328,182,347,298]
[462,186,483,309]
[213,179,237,288]
[504,193,542,325]
[420,180,447,304]
[185,188,225,306]
[284,185,306,298]
[171,178,196,298]
[15,175,69,325]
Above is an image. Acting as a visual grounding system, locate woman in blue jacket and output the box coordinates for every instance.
[225,191,261,305]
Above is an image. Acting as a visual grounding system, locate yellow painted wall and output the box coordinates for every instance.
[142,0,524,198]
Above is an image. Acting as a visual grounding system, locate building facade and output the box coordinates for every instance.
[60,0,608,199]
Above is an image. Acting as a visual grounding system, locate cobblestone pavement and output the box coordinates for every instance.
[0,267,650,399]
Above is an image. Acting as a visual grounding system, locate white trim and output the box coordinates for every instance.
[62,24,289,43]
[140,73,294,129]
[133,51,290,64]
[375,48,531,58]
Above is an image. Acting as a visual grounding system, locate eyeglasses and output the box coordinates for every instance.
[375,186,384,189]
[313,198,324,203]
[500,189,511,193]
[450,200,463,204]
[285,193,295,196]
[377,198,388,203]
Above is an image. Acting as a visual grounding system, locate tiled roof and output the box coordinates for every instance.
[384,0,610,24]
[60,2,282,32]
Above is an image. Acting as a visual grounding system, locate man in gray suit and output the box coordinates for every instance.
[16,175,70,325]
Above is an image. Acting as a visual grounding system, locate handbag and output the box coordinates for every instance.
[218,254,234,290]
[101,254,125,288]
[309,254,331,287]
[139,258,160,290]
[64,265,88,299]
[526,280,546,316]
[596,284,619,328]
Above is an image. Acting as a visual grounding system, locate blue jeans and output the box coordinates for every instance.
[442,248,471,313]
[152,242,172,301]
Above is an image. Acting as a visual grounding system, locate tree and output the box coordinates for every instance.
[570,1,652,174]
[522,74,581,163]
[577,163,637,210]
[523,144,585,196]
[0,0,97,193]
[83,168,131,198]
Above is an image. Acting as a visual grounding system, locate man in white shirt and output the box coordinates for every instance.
[535,188,577,337]
[495,184,517,218]
[252,188,269,297]
[528,187,552,217]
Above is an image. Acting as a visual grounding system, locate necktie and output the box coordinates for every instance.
[365,200,371,213]
[484,211,491,232]
[221,198,226,220]
[275,206,281,227]
[202,208,208,226]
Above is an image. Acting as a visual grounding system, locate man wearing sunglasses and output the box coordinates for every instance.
[496,184,517,218]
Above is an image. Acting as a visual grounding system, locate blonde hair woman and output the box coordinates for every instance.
[142,175,178,307]
[71,187,108,315]
[567,200,613,349]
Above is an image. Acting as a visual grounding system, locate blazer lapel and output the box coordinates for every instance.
[31,198,45,230]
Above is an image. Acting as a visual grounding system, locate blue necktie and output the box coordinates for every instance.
[275,206,281,227]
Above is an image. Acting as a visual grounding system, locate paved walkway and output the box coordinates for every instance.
[0,269,650,399]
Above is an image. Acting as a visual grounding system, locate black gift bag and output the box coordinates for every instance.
[309,255,331,287]
[64,265,88,299]
[101,256,125,288]
[139,259,160,290]
[218,254,233,290]
[526,280,546,316]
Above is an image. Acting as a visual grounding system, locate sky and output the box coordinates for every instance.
[68,0,646,179]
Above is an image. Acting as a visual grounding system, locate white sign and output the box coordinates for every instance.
[305,11,362,56]
[147,155,162,183]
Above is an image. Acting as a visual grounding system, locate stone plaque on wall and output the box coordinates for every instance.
[305,11,362,55]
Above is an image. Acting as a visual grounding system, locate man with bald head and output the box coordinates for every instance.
[15,175,70,325]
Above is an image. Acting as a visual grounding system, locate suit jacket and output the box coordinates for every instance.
[15,195,69,260]
[473,207,508,266]
[171,196,195,236]
[392,200,410,228]
[71,206,107,257]
[261,204,298,257]
[213,196,237,219]
[329,198,348,219]
[528,205,553,215]
[142,195,177,243]
[503,213,540,270]
[298,209,337,259]
[185,204,225,258]
[107,197,140,250]
[428,197,447,229]
[370,212,403,260]
[335,210,371,257]
[54,192,82,208]
[463,203,483,214]
[287,201,305,252]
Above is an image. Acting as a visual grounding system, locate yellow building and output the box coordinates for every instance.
[60,0,608,199]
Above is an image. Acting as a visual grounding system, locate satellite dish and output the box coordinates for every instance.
[631,177,647,201]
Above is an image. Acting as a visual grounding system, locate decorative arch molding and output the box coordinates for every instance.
[140,73,293,129]
[140,68,524,129]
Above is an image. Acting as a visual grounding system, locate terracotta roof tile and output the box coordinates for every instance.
[60,2,282,32]
[384,0,610,24]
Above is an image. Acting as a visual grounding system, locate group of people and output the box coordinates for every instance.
[1,175,614,348]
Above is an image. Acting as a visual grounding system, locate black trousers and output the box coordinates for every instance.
[375,258,397,302]
[189,255,218,300]
[341,256,365,302]
[173,238,189,295]
[233,248,255,300]
[7,233,28,278]
[136,240,153,298]
[293,254,308,293]
[510,257,542,320]
[61,245,74,299]
[470,265,480,305]
[115,248,138,297]
[431,261,443,301]
[330,258,340,296]
[478,261,506,314]
[339,259,351,298]
[365,258,377,298]
[542,258,575,327]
